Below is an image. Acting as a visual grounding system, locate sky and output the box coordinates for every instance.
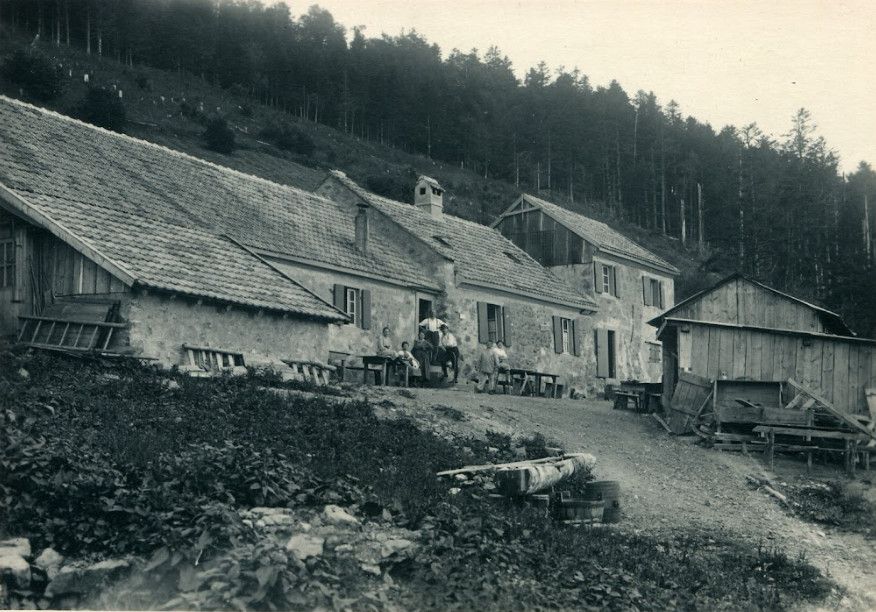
[283,0,875,173]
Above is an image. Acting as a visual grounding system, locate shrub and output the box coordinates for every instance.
[203,116,236,154]
[134,73,151,90]
[1,48,64,102]
[76,87,127,132]
[259,121,314,156]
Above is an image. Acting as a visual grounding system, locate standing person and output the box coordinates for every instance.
[411,330,435,385]
[418,309,445,350]
[439,324,461,383]
[491,340,510,392]
[474,341,496,393]
[376,326,395,357]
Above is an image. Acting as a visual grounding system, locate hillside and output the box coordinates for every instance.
[0,35,716,299]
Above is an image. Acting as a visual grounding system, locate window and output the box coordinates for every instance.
[594,262,618,297]
[648,342,661,363]
[419,187,427,195]
[552,316,579,355]
[0,236,14,289]
[595,329,616,378]
[643,277,664,308]
[477,301,508,344]
[332,284,371,330]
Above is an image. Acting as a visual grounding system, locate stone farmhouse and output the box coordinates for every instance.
[492,194,679,383]
[0,96,612,391]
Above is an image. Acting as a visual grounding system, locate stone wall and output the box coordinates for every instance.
[270,259,440,361]
[551,253,675,383]
[126,292,329,366]
[436,283,596,395]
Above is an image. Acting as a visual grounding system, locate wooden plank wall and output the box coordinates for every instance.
[684,323,876,415]
[496,208,583,266]
[674,278,824,332]
[38,232,127,298]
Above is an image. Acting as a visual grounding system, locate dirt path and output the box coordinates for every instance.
[365,386,876,610]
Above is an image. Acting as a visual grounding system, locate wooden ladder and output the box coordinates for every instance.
[17,316,125,352]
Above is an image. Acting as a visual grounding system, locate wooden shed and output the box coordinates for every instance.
[649,274,876,416]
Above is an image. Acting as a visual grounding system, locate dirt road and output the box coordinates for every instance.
[365,385,876,610]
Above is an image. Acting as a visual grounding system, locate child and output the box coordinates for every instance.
[474,341,496,393]
[376,326,395,357]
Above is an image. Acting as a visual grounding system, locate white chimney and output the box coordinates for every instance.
[354,201,369,254]
[414,176,444,219]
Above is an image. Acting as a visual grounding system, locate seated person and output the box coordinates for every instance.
[411,330,435,384]
[439,324,461,383]
[418,309,445,349]
[376,326,395,357]
[396,341,420,371]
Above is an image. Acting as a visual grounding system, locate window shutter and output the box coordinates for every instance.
[594,262,602,294]
[612,267,620,297]
[12,225,25,303]
[552,316,563,354]
[501,306,509,346]
[658,281,664,309]
[360,289,371,330]
[477,302,489,343]
[596,329,610,377]
[642,277,652,306]
[572,319,580,356]
[333,284,345,311]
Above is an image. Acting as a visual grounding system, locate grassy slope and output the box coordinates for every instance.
[0,36,714,298]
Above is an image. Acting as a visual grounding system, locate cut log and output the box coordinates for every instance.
[436,453,595,477]
[493,454,595,496]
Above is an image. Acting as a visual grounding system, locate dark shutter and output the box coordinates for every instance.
[571,319,580,356]
[594,262,602,294]
[612,267,619,297]
[596,329,610,378]
[552,316,563,354]
[501,306,509,346]
[658,281,664,309]
[333,284,345,311]
[642,277,652,306]
[477,302,489,343]
[360,289,371,330]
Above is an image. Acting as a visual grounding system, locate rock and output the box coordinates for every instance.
[161,379,180,391]
[487,446,499,454]
[34,548,63,579]
[379,538,415,560]
[449,487,461,495]
[230,366,248,377]
[454,474,468,482]
[17,368,29,380]
[285,534,324,560]
[323,504,360,526]
[0,538,31,558]
[0,551,30,589]
[360,563,381,576]
[44,559,130,598]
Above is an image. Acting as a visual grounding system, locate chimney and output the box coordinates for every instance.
[354,201,369,254]
[414,175,444,219]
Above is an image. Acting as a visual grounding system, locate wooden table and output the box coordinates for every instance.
[362,355,400,386]
[509,368,561,398]
[753,425,871,475]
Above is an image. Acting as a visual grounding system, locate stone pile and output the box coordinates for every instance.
[0,537,131,609]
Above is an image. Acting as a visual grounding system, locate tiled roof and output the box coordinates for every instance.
[514,194,679,274]
[19,191,343,318]
[328,172,596,310]
[0,96,438,297]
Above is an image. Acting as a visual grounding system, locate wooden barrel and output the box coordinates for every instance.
[584,481,621,523]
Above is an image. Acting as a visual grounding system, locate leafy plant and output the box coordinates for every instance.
[203,116,235,154]
[76,87,127,132]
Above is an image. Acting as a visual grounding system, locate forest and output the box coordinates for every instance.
[0,0,874,335]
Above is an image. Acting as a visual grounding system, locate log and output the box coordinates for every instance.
[436,453,593,477]
[493,454,596,496]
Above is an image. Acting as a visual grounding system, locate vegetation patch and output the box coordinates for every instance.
[0,352,836,610]
[783,480,876,538]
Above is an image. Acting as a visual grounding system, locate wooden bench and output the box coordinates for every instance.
[613,391,642,412]
[282,360,336,385]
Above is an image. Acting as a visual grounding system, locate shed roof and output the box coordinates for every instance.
[648,273,854,336]
[325,172,596,311]
[0,95,438,302]
[494,194,679,275]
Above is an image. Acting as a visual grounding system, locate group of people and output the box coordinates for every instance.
[376,310,461,385]
[375,309,511,391]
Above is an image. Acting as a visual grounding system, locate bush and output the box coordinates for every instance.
[203,116,236,154]
[1,48,64,102]
[76,87,127,132]
[134,73,151,91]
[259,121,314,156]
